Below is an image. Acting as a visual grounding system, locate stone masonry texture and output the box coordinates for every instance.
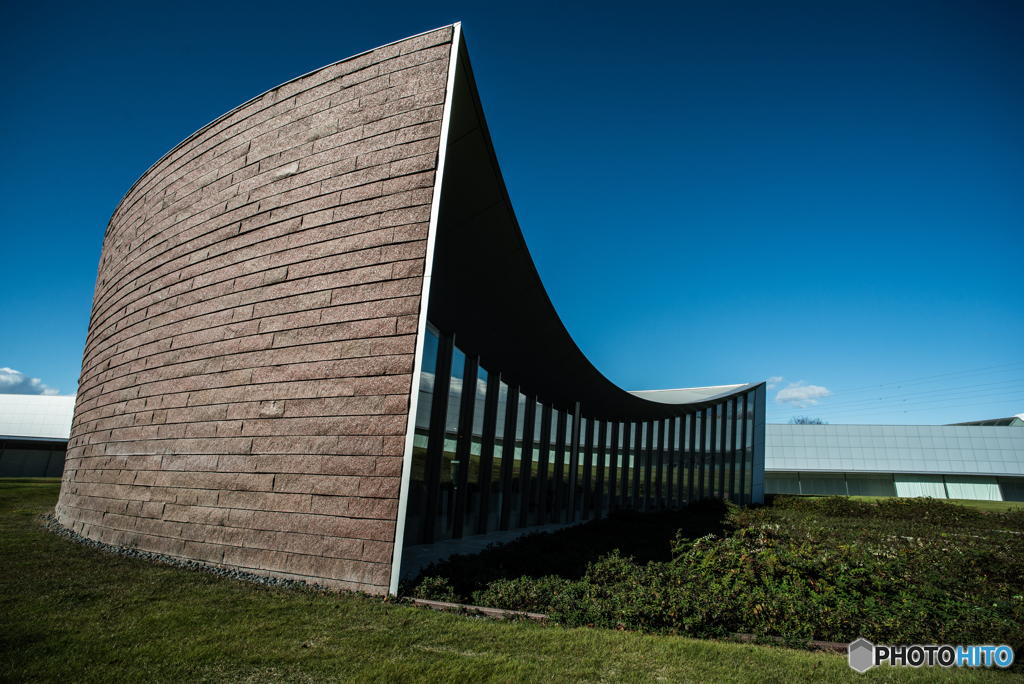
[55,26,454,594]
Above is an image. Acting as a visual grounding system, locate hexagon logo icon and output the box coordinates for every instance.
[849,638,875,672]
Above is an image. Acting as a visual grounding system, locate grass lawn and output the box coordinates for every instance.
[2,479,1019,683]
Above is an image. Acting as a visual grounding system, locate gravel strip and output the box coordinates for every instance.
[39,512,319,591]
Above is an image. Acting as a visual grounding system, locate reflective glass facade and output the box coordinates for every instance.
[402,324,766,547]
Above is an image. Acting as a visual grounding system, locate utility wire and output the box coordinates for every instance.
[768,390,1024,419]
[821,362,1024,397]
[791,389,1024,416]
[779,378,1024,412]
[768,398,1024,422]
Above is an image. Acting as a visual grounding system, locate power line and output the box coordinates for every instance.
[768,389,1024,418]
[778,378,1024,412]
[821,362,1024,397]
[768,398,1024,423]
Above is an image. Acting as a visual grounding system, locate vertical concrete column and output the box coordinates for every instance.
[654,419,665,509]
[620,422,632,509]
[697,409,707,501]
[716,405,724,497]
[752,383,767,504]
[608,422,620,513]
[643,420,654,512]
[451,354,479,538]
[738,392,749,505]
[595,420,607,519]
[718,401,728,500]
[677,415,687,506]
[517,396,536,529]
[552,408,568,524]
[567,402,581,521]
[632,421,643,509]
[498,385,520,531]
[666,417,676,509]
[475,370,501,535]
[687,412,697,504]
[728,396,739,501]
[535,403,552,526]
[581,417,594,519]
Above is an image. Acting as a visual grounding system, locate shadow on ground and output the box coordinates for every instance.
[409,499,733,600]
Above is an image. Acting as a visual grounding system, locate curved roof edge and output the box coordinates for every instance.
[631,384,762,407]
[425,31,758,421]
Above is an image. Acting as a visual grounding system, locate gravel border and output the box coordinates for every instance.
[39,512,320,592]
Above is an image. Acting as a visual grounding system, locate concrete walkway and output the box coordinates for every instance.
[398,519,587,583]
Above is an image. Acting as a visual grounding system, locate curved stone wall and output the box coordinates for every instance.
[56,26,454,592]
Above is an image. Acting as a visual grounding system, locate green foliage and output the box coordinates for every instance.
[470,575,572,612]
[410,575,459,602]
[413,496,1024,650]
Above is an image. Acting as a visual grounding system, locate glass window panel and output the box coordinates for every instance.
[543,407,558,523]
[640,421,649,509]
[462,366,488,537]
[509,393,527,528]
[562,411,574,520]
[403,328,440,546]
[745,392,755,504]
[602,423,612,516]
[437,347,465,540]
[485,381,510,534]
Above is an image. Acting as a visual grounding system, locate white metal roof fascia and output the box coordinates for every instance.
[0,394,76,440]
[629,383,757,405]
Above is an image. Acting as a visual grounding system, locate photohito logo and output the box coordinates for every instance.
[848,639,1014,672]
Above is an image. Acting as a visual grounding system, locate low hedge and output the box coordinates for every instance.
[411,496,1024,647]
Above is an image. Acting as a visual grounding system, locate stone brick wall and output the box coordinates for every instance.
[55,26,454,593]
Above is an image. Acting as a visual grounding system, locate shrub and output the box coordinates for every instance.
[407,496,1024,648]
[471,575,572,612]
[410,576,458,602]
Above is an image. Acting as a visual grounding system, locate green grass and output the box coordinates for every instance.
[1,479,1019,683]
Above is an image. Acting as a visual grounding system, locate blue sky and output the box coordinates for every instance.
[1,0,1021,424]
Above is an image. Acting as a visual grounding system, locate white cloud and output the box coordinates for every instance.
[766,376,783,390]
[775,381,832,408]
[419,371,436,393]
[0,368,61,396]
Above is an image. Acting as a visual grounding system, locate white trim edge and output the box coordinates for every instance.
[389,22,462,595]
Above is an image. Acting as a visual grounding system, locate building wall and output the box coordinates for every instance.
[55,27,454,593]
[764,423,1024,502]
[0,439,66,477]
[765,424,1024,478]
[766,470,1021,501]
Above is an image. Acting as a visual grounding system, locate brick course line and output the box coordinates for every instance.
[93,88,446,321]
[86,189,434,358]
[58,28,454,595]
[81,274,424,384]
[109,32,450,227]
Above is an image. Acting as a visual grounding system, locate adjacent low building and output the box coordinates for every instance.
[0,394,75,477]
[764,420,1024,502]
